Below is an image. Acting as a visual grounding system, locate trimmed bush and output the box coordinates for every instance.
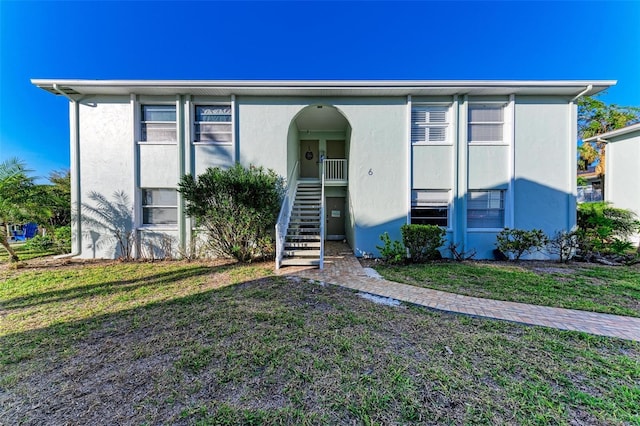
[178,164,284,262]
[495,228,548,260]
[401,224,445,263]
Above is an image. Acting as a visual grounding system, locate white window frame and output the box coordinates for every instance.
[410,189,451,229]
[411,105,451,145]
[193,104,233,145]
[467,103,507,145]
[141,188,178,227]
[140,104,177,144]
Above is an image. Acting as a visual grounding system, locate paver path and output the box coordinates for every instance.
[279,242,640,342]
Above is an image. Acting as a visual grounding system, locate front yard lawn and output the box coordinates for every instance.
[374,261,640,318]
[0,243,56,263]
[1,260,639,425]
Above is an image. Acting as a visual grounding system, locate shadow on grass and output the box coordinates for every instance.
[1,263,236,311]
[2,270,639,426]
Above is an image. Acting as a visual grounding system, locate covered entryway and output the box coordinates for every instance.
[277,104,352,269]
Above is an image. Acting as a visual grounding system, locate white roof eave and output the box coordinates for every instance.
[31,78,616,98]
[582,122,640,142]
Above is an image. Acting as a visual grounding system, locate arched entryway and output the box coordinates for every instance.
[289,105,351,240]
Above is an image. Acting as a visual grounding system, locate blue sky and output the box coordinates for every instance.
[1,0,639,182]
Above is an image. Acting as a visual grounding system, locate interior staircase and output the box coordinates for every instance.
[280,181,322,267]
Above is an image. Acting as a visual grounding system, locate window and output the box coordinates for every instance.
[467,190,505,228]
[411,190,449,227]
[468,105,504,143]
[141,105,176,142]
[194,105,232,143]
[142,189,177,225]
[411,106,449,144]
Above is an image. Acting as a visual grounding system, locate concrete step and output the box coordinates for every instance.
[281,258,320,267]
[285,241,321,249]
[283,249,321,257]
[287,228,321,234]
[286,234,321,241]
[289,221,321,226]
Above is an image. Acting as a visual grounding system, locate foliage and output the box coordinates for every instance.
[43,169,71,229]
[23,226,72,255]
[447,242,476,261]
[179,163,284,262]
[401,224,445,263]
[546,230,579,263]
[82,191,136,260]
[23,234,54,252]
[376,232,406,264]
[576,202,640,255]
[495,228,548,260]
[577,95,640,174]
[0,158,50,262]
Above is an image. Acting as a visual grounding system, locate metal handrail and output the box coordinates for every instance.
[275,161,299,269]
[320,159,326,269]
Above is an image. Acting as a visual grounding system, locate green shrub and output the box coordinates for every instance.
[53,226,71,253]
[495,228,548,260]
[547,230,578,263]
[376,232,406,264]
[24,234,54,251]
[178,164,284,262]
[401,224,446,263]
[577,202,640,255]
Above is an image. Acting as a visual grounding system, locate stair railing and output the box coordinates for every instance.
[275,161,299,270]
[320,158,326,270]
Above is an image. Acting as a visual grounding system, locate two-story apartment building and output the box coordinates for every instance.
[33,79,613,265]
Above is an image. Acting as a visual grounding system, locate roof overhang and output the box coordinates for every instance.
[582,122,640,142]
[31,79,615,98]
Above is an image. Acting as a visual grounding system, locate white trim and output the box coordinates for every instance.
[192,141,233,146]
[137,226,179,231]
[507,94,515,229]
[406,95,412,225]
[137,141,178,145]
[582,122,640,142]
[32,79,617,99]
[131,94,141,258]
[231,94,237,162]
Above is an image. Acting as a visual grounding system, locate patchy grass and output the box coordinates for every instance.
[374,261,640,317]
[1,260,639,425]
[0,243,56,263]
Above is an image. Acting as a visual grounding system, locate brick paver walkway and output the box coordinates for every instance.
[279,242,640,342]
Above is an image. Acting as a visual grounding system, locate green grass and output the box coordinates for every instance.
[375,261,640,317]
[1,260,639,425]
[0,242,56,263]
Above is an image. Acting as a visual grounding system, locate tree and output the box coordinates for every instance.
[43,169,71,229]
[179,164,284,262]
[0,158,49,262]
[577,95,640,174]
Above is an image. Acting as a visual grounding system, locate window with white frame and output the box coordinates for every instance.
[411,106,449,144]
[468,104,504,143]
[142,188,177,225]
[411,190,450,227]
[194,105,232,143]
[141,105,177,142]
[467,190,505,228]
